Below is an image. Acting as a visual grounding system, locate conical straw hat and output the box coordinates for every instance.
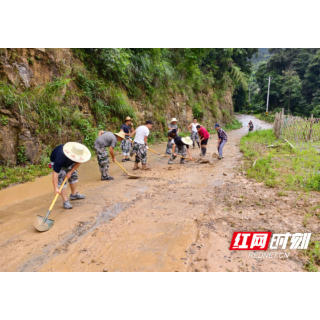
[114,131,126,139]
[63,142,91,163]
[182,137,193,146]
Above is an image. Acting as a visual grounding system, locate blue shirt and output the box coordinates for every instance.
[50,144,75,173]
[121,124,132,138]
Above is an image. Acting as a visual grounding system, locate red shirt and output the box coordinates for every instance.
[198,126,210,140]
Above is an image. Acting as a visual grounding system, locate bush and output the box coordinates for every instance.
[225,117,242,131]
[192,102,204,119]
[17,146,28,164]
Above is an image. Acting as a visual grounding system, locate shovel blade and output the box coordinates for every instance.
[34,215,54,232]
[128,174,139,179]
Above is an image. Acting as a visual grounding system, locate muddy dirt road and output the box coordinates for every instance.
[0,115,315,271]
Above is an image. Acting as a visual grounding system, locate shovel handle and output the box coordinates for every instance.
[115,161,129,174]
[49,176,68,211]
[148,148,161,155]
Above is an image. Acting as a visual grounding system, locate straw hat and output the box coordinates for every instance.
[171,118,178,122]
[125,116,133,121]
[63,142,91,163]
[114,131,126,139]
[182,137,193,146]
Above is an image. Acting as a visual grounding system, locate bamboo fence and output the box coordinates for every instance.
[273,109,320,142]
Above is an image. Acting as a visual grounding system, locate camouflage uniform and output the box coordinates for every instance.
[190,131,199,143]
[166,139,178,154]
[130,142,147,164]
[169,145,187,164]
[51,162,78,189]
[94,146,110,179]
[120,138,132,156]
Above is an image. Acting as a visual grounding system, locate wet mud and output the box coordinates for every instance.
[0,115,316,272]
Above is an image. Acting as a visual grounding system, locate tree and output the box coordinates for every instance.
[281,68,302,114]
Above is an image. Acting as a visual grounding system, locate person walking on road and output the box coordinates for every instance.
[248,121,254,132]
[214,123,227,160]
[120,116,134,162]
[94,131,125,181]
[196,125,210,156]
[50,142,91,209]
[188,118,200,149]
[166,118,179,154]
[168,136,193,164]
[130,120,153,171]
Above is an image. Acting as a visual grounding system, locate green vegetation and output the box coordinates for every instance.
[240,129,320,190]
[249,49,320,117]
[17,146,28,164]
[0,115,9,125]
[254,113,275,123]
[0,164,52,189]
[224,117,242,131]
[246,49,275,100]
[304,241,320,272]
[74,49,258,115]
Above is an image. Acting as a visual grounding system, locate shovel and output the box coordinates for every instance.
[115,161,140,179]
[147,147,161,155]
[34,176,68,232]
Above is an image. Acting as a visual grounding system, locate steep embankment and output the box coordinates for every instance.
[0,48,235,167]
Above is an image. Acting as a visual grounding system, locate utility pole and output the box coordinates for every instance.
[266,75,271,115]
[248,83,250,104]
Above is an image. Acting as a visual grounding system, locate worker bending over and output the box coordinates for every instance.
[168,136,193,164]
[50,142,91,209]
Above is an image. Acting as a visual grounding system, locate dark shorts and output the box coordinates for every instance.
[201,138,208,145]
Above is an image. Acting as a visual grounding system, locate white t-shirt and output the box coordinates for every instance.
[191,123,199,133]
[134,125,150,144]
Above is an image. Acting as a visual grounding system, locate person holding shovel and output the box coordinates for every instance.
[196,125,210,156]
[166,118,179,154]
[50,142,91,209]
[214,123,227,160]
[120,116,134,162]
[188,118,200,149]
[94,131,126,180]
[130,120,153,170]
[168,136,193,164]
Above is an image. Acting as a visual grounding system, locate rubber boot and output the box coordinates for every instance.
[133,162,139,170]
[203,147,207,156]
[197,142,200,148]
[193,141,195,149]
